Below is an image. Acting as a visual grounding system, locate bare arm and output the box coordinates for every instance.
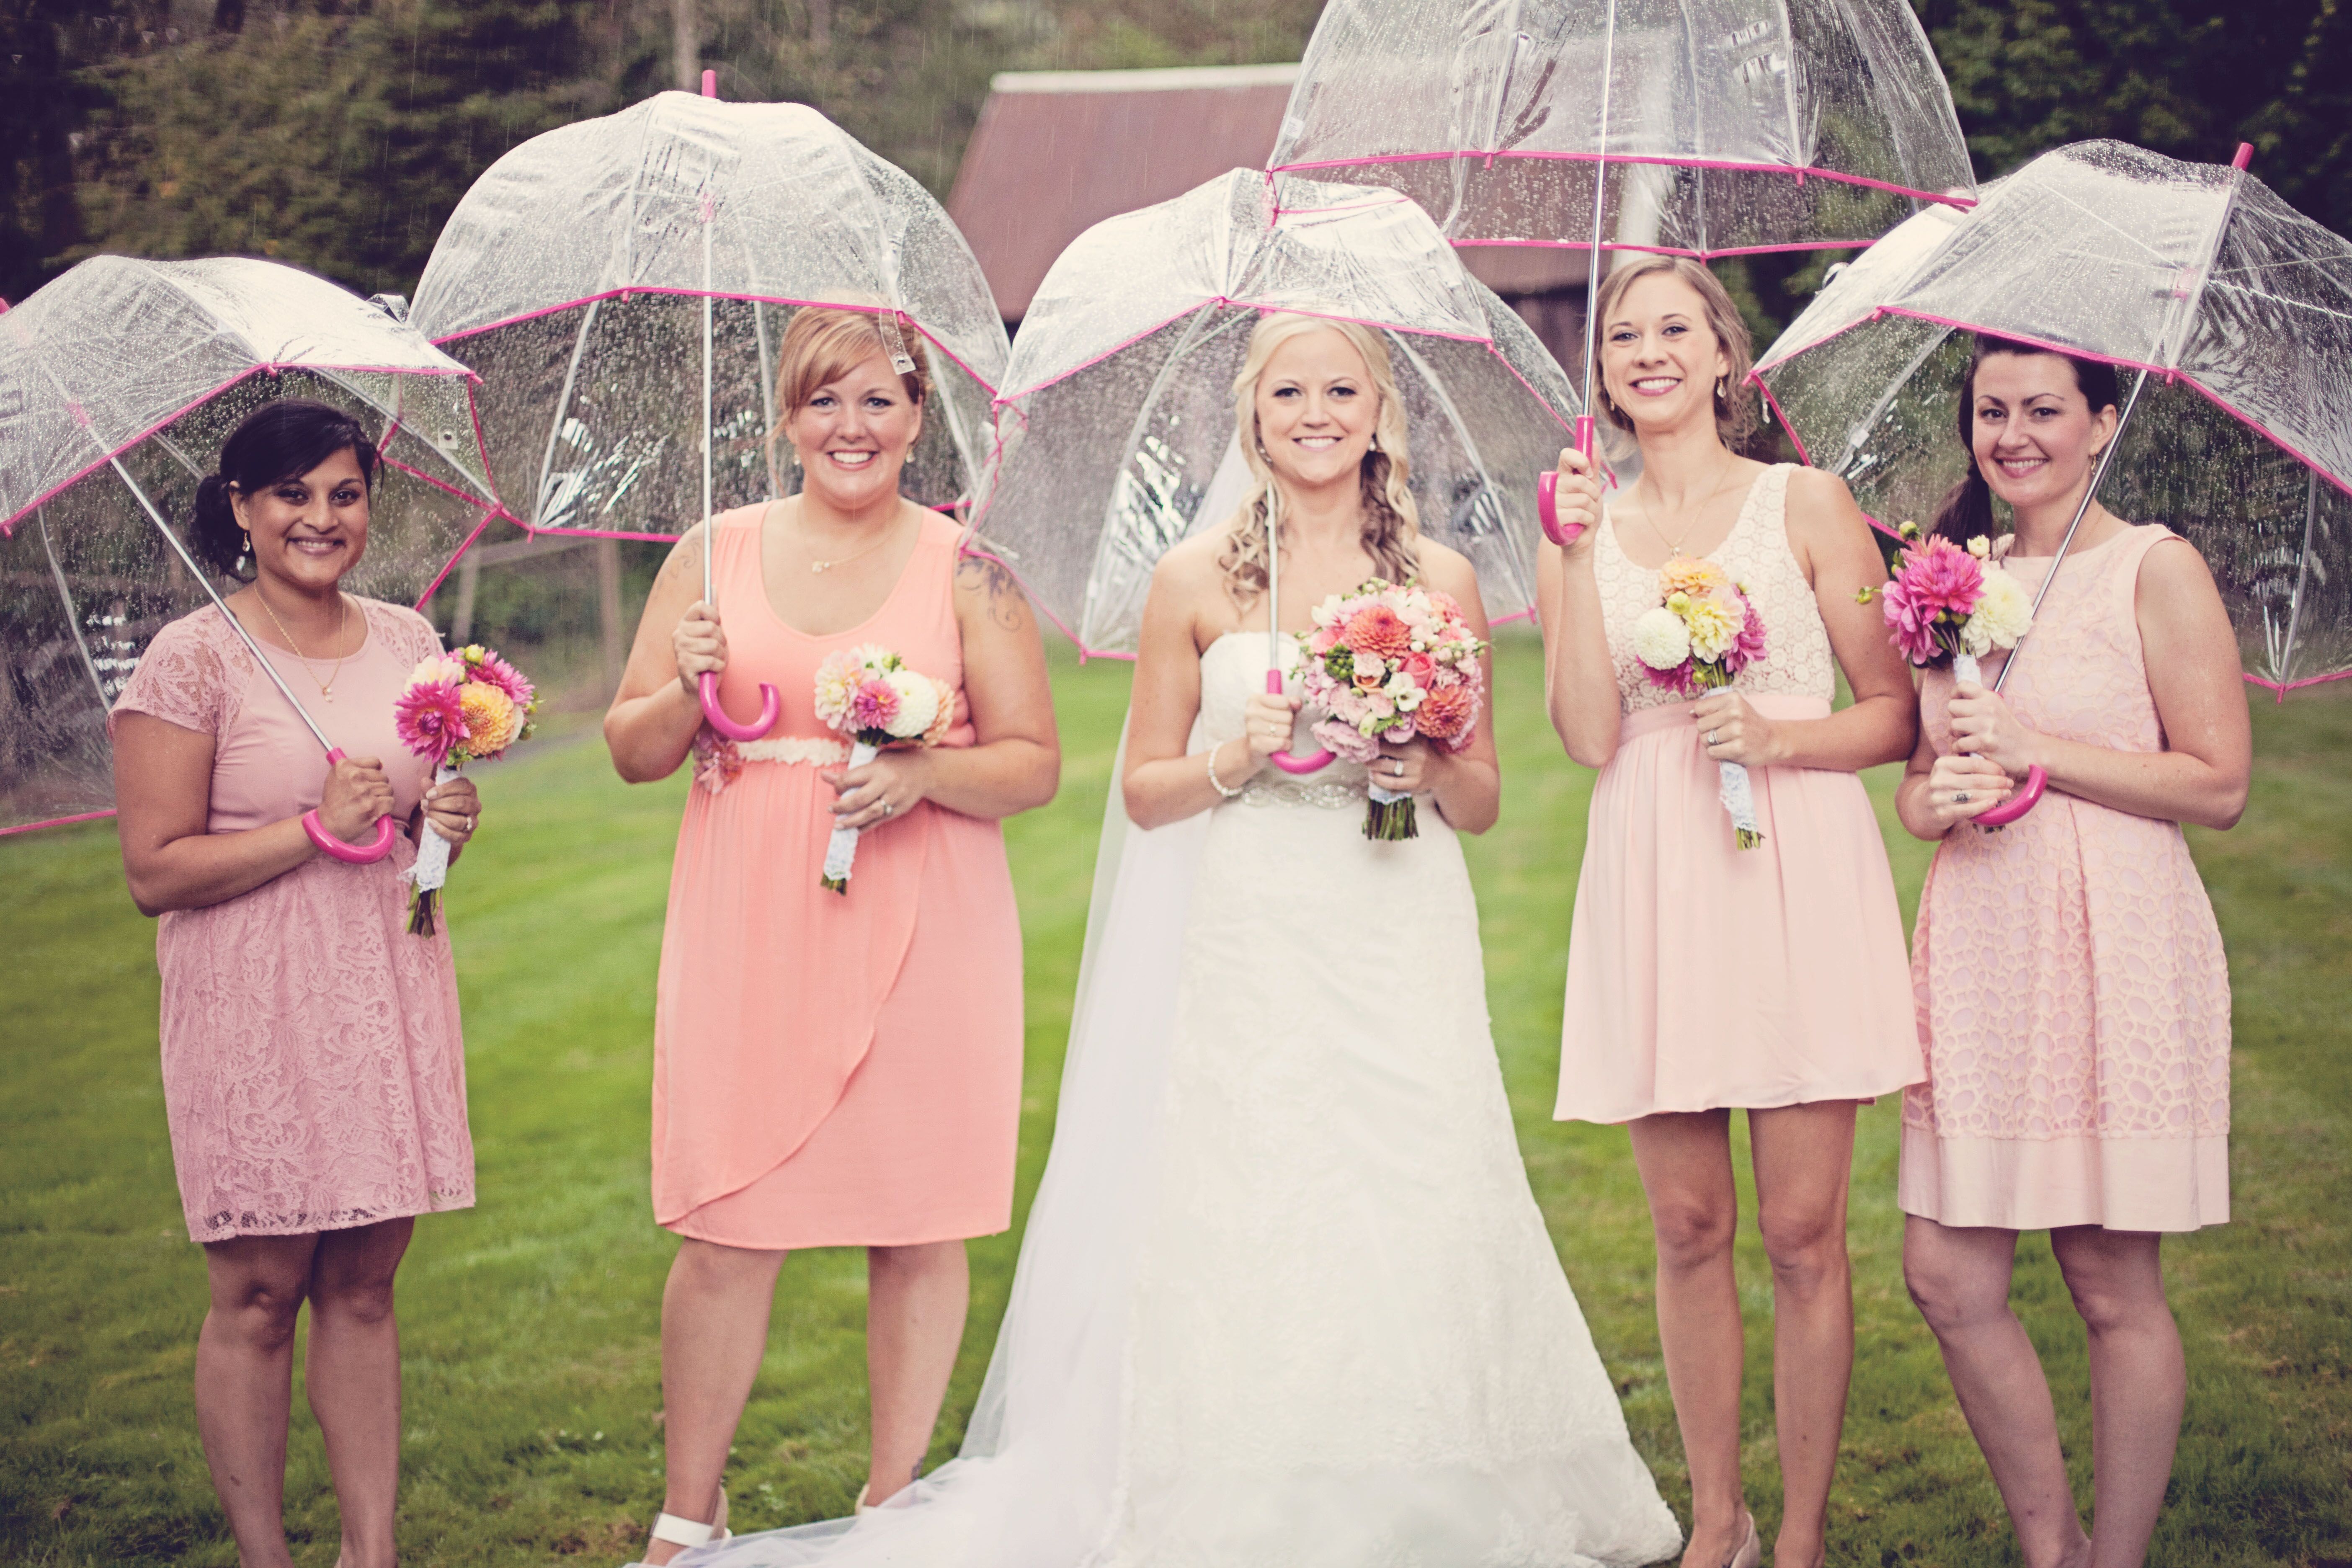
[1121,542,1280,830]
[113,714,396,916]
[603,528,717,784]
[1535,449,1622,768]
[1384,543,1501,836]
[1705,469,1915,773]
[1945,539,2251,830]
[820,550,1060,827]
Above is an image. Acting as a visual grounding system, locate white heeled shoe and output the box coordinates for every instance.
[624,1506,732,1566]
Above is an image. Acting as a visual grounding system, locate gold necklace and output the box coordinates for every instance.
[801,517,899,575]
[257,589,351,702]
[1640,456,1743,557]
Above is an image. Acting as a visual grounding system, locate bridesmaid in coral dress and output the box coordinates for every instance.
[1538,257,1921,1568]
[110,399,482,1568]
[601,308,1057,1565]
[1896,338,2249,1568]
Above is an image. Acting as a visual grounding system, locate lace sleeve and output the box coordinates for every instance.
[108,611,239,740]
[364,599,446,670]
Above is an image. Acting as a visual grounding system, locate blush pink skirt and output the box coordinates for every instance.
[1556,695,1923,1124]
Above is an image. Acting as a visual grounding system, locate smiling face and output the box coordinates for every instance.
[784,348,924,511]
[229,447,370,593]
[1252,326,1380,491]
[1599,271,1734,437]
[1968,351,2119,512]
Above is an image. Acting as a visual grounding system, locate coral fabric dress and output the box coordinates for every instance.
[110,600,474,1242]
[1555,464,1922,1123]
[652,505,1023,1249]
[1902,525,2230,1232]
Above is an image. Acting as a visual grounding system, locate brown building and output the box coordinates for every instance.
[944,63,1589,370]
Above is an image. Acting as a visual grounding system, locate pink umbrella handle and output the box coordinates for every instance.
[1264,669,1334,774]
[1973,765,2046,827]
[1537,418,1596,545]
[700,671,781,742]
[302,748,399,864]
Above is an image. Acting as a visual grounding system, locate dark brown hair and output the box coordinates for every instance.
[1931,336,2122,544]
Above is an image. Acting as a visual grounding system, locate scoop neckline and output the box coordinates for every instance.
[748,500,931,641]
[2001,521,2137,567]
[1603,462,1776,573]
[234,595,375,664]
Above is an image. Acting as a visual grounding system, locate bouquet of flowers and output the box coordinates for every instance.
[812,644,957,892]
[1857,524,2033,686]
[1294,579,1487,841]
[1630,557,1769,848]
[393,643,538,936]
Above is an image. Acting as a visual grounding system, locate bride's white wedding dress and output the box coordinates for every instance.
[684,634,1682,1568]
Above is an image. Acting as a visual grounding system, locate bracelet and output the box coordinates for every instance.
[1205,741,1244,799]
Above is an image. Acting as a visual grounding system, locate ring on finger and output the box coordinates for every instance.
[1953,791,1970,805]
[1705,729,1720,746]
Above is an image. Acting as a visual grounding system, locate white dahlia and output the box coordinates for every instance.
[1631,606,1692,671]
[881,668,940,738]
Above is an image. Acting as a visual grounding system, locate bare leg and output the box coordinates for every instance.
[2050,1228,2182,1568]
[196,1233,320,1568]
[304,1218,414,1568]
[1627,1111,1746,1568]
[1903,1216,2087,1568]
[1748,1101,1859,1568]
[864,1240,971,1504]
[645,1239,789,1567]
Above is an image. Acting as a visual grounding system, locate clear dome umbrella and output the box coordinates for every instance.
[974,169,1581,768]
[1754,138,2352,819]
[0,255,505,850]
[1269,0,1977,477]
[411,80,1009,742]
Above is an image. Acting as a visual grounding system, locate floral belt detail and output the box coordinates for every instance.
[1235,773,1369,810]
[693,730,850,794]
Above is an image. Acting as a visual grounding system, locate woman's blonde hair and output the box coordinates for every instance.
[765,306,929,479]
[1215,313,1419,604]
[1589,255,1757,446]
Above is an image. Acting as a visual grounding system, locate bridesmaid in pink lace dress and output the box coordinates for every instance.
[1896,340,2249,1568]
[602,309,1057,1565]
[110,400,481,1568]
[1539,258,1921,1568]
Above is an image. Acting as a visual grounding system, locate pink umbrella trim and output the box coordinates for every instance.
[1270,148,1975,212]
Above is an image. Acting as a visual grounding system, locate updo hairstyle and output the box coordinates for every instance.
[189,399,379,580]
[1930,335,2122,544]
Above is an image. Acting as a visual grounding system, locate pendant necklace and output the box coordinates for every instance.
[258,590,351,703]
[803,518,899,574]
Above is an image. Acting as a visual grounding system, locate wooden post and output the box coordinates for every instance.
[672,0,700,90]
[596,539,625,697]
[450,553,480,646]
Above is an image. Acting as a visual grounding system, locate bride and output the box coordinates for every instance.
[678,314,1682,1566]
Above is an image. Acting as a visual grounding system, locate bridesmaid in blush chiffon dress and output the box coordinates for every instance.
[601,308,1058,1567]
[1539,257,1921,1568]
[1895,337,2249,1568]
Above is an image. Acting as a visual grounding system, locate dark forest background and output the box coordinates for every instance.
[4,0,2347,347]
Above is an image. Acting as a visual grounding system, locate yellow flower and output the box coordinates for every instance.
[457,682,519,755]
[1683,596,1741,661]
[1659,556,1727,600]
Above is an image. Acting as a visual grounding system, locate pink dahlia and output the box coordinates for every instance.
[1415,681,1479,747]
[395,680,469,766]
[1725,597,1768,674]
[848,676,901,735]
[1896,536,1984,620]
[464,648,534,709]
[1877,580,1939,665]
[1342,603,1415,661]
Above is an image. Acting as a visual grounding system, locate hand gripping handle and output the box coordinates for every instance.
[699,671,781,742]
[1537,417,1597,546]
[1972,765,2047,827]
[1264,668,1334,775]
[301,748,399,864]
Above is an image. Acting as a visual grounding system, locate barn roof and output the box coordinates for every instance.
[945,63,1585,321]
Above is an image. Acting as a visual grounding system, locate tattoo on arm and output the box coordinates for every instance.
[956,550,1033,632]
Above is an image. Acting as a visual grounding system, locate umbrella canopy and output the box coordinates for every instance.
[1267,0,1975,260]
[975,170,1581,657]
[0,255,502,835]
[411,90,1008,539]
[1755,139,2352,698]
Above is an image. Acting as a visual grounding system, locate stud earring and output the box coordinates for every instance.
[1369,432,1382,453]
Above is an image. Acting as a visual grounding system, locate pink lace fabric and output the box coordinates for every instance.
[1901,526,2231,1232]
[1595,464,1837,715]
[111,602,474,1241]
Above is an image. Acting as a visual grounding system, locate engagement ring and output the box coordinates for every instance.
[1705,729,1720,746]
[1954,792,1970,805]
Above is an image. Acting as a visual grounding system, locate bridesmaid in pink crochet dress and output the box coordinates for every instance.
[110,400,481,1568]
[1539,258,1921,1568]
[602,309,1057,1564]
[1896,338,2249,1568]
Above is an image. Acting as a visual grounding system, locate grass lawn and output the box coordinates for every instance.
[3,635,2347,1566]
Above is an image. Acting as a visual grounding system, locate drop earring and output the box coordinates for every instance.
[1715,377,1726,401]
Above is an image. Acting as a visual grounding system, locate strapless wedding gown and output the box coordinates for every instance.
[685,633,1682,1568]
